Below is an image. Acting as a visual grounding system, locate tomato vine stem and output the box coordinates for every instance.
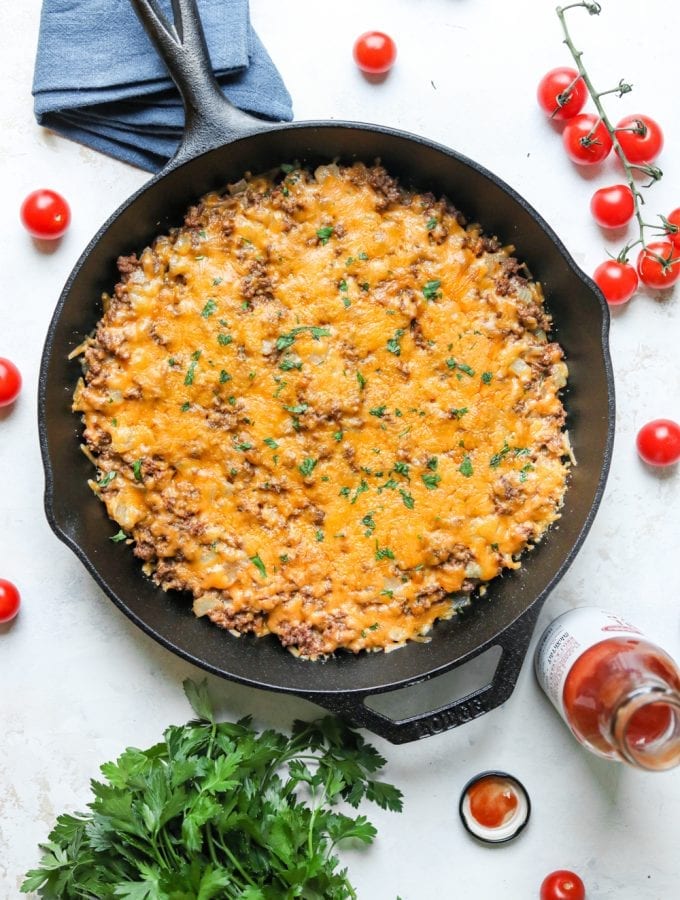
[556,1,666,261]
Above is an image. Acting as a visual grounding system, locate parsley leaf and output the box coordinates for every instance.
[316,225,334,245]
[421,472,441,490]
[422,279,441,301]
[276,326,331,352]
[201,298,217,317]
[298,457,318,478]
[386,328,405,356]
[459,455,474,477]
[250,553,267,578]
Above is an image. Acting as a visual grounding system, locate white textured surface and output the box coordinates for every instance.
[2,1,680,897]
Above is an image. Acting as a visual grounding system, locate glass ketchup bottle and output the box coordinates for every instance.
[535,608,680,771]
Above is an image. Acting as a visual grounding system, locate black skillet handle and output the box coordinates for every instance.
[129,0,272,171]
[307,604,544,745]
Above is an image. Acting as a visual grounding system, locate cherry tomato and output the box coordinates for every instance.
[616,114,663,165]
[353,31,397,74]
[537,67,588,120]
[0,579,21,624]
[636,419,680,467]
[665,208,680,249]
[637,241,680,290]
[0,357,22,407]
[593,260,638,305]
[562,114,612,165]
[540,870,586,900]
[590,184,635,229]
[20,188,71,240]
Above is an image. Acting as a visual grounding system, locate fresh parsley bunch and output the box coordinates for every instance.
[22,680,402,899]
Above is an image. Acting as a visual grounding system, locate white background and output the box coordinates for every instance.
[2,1,680,897]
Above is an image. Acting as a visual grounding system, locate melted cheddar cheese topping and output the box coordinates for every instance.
[74,163,570,658]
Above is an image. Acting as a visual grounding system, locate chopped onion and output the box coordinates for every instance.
[314,164,340,183]
[509,357,531,377]
[228,179,247,195]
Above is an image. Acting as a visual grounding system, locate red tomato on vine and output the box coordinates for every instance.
[616,114,664,165]
[593,260,638,305]
[562,114,612,165]
[537,68,588,120]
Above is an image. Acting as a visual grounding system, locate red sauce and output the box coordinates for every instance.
[468,776,518,828]
[626,702,673,748]
[563,638,680,758]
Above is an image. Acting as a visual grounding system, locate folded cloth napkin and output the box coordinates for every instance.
[32,0,293,172]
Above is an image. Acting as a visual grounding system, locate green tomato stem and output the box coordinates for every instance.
[556,2,659,259]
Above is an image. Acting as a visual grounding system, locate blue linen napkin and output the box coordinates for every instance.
[32,0,293,172]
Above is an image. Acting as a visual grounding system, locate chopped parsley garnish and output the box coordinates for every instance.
[446,358,475,377]
[212,277,223,286]
[280,162,295,173]
[184,351,201,385]
[132,460,144,482]
[315,529,325,543]
[422,279,441,302]
[110,529,127,543]
[481,371,493,384]
[284,403,308,416]
[361,513,376,537]
[450,407,469,419]
[333,430,344,442]
[351,479,369,504]
[375,542,395,561]
[219,370,231,383]
[360,282,370,292]
[370,405,387,418]
[235,441,253,451]
[346,256,355,266]
[227,396,236,405]
[459,455,474,477]
[180,401,191,412]
[490,441,511,468]
[426,216,438,231]
[378,479,398,493]
[279,355,302,371]
[276,326,331,352]
[217,333,233,346]
[421,472,441,490]
[357,371,366,390]
[339,486,351,497]
[400,489,415,509]
[201,298,217,317]
[381,589,394,599]
[263,438,279,449]
[168,357,176,367]
[426,456,438,471]
[250,554,267,578]
[298,457,318,478]
[339,279,348,292]
[393,461,410,480]
[98,471,117,488]
[520,463,535,482]
[316,225,334,245]
[386,329,405,356]
[358,251,369,261]
[343,296,351,309]
[279,553,289,564]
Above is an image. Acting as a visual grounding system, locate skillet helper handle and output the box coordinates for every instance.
[129,0,270,170]
[309,606,543,744]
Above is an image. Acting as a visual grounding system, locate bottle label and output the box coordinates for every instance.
[534,607,643,718]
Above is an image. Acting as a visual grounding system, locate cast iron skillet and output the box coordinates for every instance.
[38,0,615,743]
